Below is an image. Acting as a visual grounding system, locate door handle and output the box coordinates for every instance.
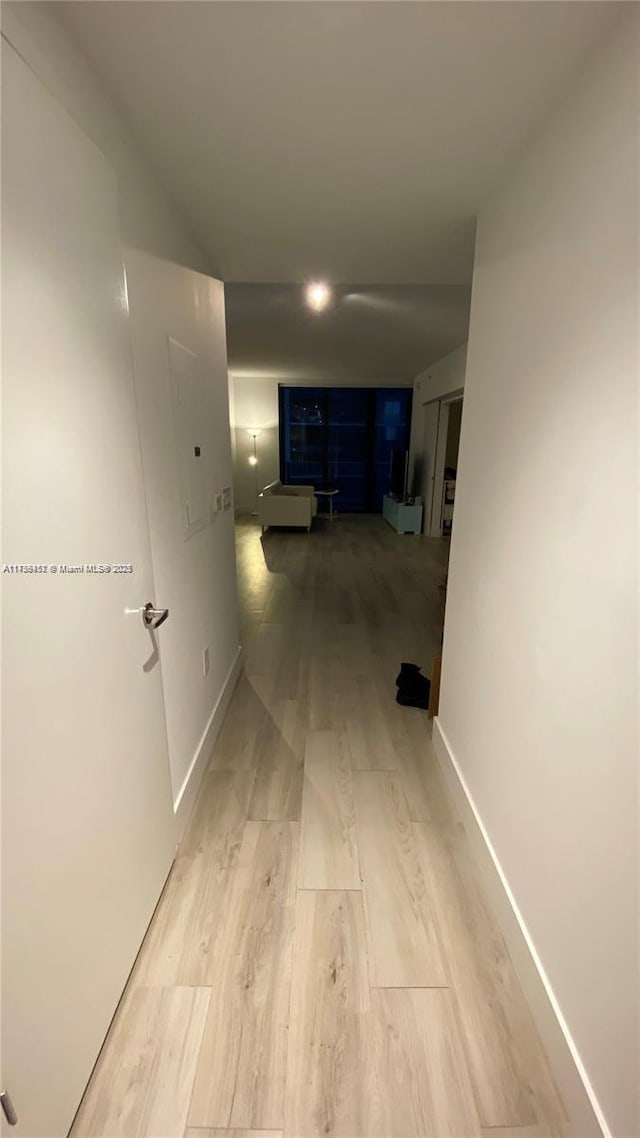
[142,602,169,631]
[0,1090,18,1126]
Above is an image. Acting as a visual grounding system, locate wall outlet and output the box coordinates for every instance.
[202,646,210,677]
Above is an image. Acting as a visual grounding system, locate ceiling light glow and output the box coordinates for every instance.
[306,282,331,312]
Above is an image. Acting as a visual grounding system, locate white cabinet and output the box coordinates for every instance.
[383,494,423,534]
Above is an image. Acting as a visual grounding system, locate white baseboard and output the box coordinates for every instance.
[432,716,609,1138]
[173,646,243,842]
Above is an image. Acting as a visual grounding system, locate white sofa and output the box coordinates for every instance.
[258,480,318,533]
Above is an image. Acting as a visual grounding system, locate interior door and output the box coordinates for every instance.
[1,41,175,1136]
[168,337,208,537]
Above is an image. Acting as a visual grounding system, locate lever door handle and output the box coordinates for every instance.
[1,1090,18,1126]
[142,602,169,631]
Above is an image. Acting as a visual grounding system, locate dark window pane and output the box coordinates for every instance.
[279,385,412,512]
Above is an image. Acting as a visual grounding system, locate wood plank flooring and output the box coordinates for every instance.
[189,821,298,1129]
[298,731,360,890]
[72,987,210,1137]
[352,770,447,988]
[369,988,482,1137]
[286,890,372,1138]
[71,516,568,1138]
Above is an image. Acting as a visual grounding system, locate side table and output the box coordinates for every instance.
[316,488,340,520]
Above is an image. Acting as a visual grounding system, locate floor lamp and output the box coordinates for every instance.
[247,428,261,514]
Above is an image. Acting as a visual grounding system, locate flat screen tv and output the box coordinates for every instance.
[389,448,408,500]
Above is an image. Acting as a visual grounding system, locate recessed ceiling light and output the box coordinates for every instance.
[306,282,331,312]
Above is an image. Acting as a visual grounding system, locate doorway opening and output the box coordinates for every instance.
[440,395,463,538]
[414,391,463,539]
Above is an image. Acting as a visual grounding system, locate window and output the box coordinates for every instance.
[279,386,412,511]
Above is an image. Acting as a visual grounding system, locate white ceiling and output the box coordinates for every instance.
[225,283,470,379]
[58,1,618,286]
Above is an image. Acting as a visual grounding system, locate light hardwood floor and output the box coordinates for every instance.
[71,516,568,1138]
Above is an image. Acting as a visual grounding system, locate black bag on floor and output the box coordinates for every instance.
[395,662,430,710]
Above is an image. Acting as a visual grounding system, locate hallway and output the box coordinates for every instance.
[72,518,567,1138]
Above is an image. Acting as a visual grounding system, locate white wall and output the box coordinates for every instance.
[2,2,210,277]
[3,3,240,831]
[413,342,467,407]
[438,12,638,1138]
[230,376,281,512]
[229,374,411,510]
